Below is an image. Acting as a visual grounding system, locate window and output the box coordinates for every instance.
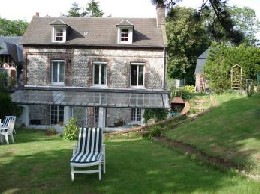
[52,60,65,85]
[131,63,144,87]
[117,27,133,44]
[131,108,141,122]
[121,29,129,42]
[93,62,107,85]
[50,105,64,125]
[53,27,66,42]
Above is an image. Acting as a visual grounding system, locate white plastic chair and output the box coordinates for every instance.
[70,127,106,181]
[0,120,15,144]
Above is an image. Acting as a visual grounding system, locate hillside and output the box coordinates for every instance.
[163,93,260,178]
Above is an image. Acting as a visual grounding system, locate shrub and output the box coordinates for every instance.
[63,117,79,141]
[0,91,22,119]
[148,125,162,138]
[143,109,168,123]
[171,85,195,100]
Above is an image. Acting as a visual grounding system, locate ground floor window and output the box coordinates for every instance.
[131,108,141,122]
[50,105,64,125]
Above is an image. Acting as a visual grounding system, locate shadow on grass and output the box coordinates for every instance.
[0,137,258,194]
[165,93,260,175]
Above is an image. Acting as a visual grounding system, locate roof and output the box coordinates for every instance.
[0,36,22,54]
[22,17,166,48]
[11,88,170,109]
[194,49,209,74]
[0,36,23,64]
[116,19,134,26]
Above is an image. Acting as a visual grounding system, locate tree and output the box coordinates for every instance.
[0,17,28,36]
[166,7,210,84]
[204,43,260,93]
[66,2,84,17]
[229,6,260,45]
[151,0,245,45]
[86,0,104,17]
[64,0,104,17]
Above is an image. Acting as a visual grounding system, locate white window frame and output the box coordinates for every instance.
[50,105,64,125]
[51,60,65,85]
[130,63,145,88]
[117,27,133,44]
[93,62,107,86]
[52,27,66,43]
[131,108,142,123]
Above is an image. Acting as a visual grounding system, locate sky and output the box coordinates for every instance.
[0,0,260,22]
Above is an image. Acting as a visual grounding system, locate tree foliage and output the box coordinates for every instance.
[66,2,83,17]
[151,0,245,45]
[229,6,260,45]
[204,43,260,93]
[64,0,104,17]
[166,6,210,84]
[0,17,28,36]
[86,0,104,17]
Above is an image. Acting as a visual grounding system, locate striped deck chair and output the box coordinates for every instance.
[70,127,106,181]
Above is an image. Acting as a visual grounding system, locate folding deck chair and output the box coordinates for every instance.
[70,127,106,181]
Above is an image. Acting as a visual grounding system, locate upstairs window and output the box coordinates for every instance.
[50,19,68,43]
[52,60,65,85]
[131,63,144,87]
[120,29,129,42]
[54,27,65,42]
[116,19,134,44]
[93,62,107,86]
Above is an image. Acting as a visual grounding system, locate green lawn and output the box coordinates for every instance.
[0,128,259,193]
[165,93,260,176]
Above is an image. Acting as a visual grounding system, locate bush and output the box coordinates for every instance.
[148,125,162,138]
[143,109,168,123]
[0,91,22,119]
[63,117,79,141]
[171,85,195,100]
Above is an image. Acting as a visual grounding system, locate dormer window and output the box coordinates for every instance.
[54,27,66,42]
[116,19,134,44]
[121,29,129,42]
[50,19,68,43]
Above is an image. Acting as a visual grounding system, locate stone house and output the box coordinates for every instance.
[11,7,169,131]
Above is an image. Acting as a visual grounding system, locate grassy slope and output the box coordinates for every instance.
[0,129,259,193]
[165,93,260,175]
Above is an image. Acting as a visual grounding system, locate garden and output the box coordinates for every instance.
[0,93,259,194]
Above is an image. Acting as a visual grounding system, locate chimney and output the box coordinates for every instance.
[33,12,39,18]
[156,4,166,27]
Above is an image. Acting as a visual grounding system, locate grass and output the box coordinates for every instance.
[165,93,260,176]
[0,128,260,193]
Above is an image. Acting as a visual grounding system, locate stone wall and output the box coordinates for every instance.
[24,47,165,89]
[29,105,49,125]
[106,107,132,127]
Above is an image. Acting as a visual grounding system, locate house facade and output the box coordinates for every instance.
[12,6,169,131]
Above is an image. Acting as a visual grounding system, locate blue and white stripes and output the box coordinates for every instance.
[71,128,102,164]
